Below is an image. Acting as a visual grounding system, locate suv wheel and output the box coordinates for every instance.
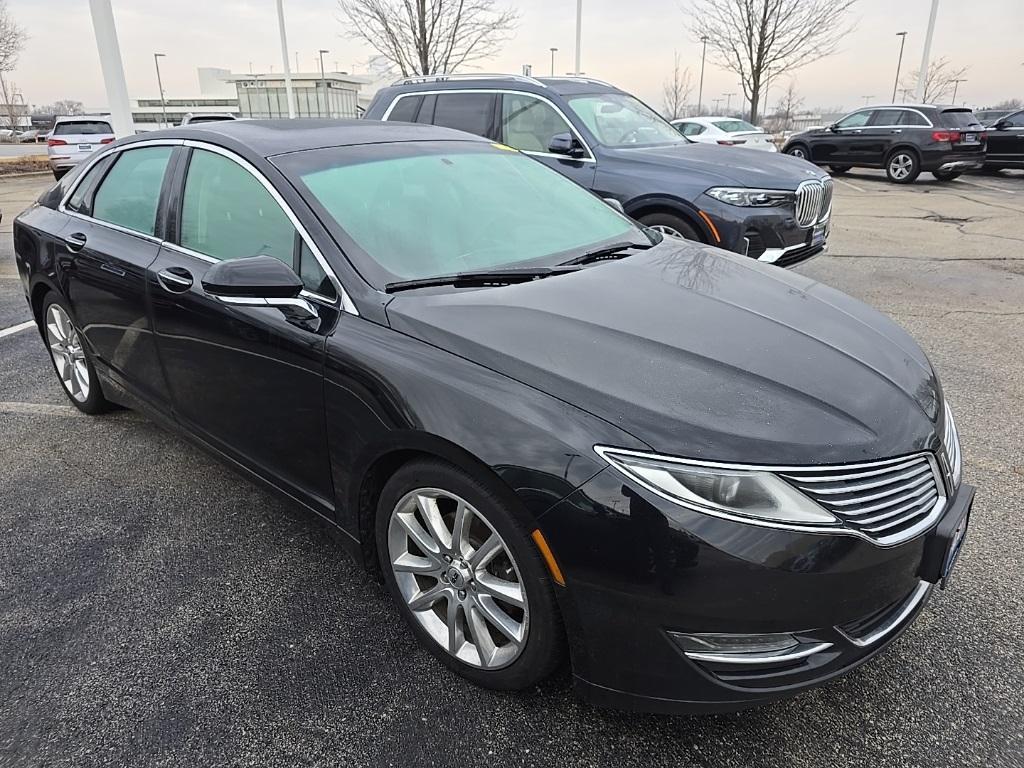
[638,213,700,242]
[377,459,564,690]
[786,145,809,160]
[932,170,961,182]
[886,150,920,183]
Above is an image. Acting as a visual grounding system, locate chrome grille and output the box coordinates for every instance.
[794,178,831,228]
[779,454,944,546]
[940,403,962,492]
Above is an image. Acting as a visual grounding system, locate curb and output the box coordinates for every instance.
[0,171,52,179]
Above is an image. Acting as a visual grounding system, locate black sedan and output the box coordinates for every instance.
[13,120,974,714]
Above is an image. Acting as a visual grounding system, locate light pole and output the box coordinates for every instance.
[916,0,940,102]
[723,92,735,112]
[892,32,908,103]
[153,53,168,128]
[713,98,722,112]
[549,47,558,77]
[318,49,329,117]
[951,78,966,104]
[697,35,708,113]
[862,95,874,106]
[275,0,296,118]
[574,0,582,75]
[87,0,133,137]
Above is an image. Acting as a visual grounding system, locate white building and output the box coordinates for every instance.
[228,71,369,120]
[131,67,240,131]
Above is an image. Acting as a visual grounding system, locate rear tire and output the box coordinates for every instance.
[638,212,701,242]
[41,293,112,415]
[885,149,920,184]
[829,165,851,175]
[376,459,565,691]
[932,170,961,181]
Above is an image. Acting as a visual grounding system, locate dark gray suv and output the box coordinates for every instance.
[365,75,833,268]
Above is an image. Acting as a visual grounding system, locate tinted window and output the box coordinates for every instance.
[53,120,113,136]
[836,111,872,129]
[1004,111,1024,128]
[66,156,114,214]
[940,109,982,129]
[896,110,929,126]
[677,122,705,136]
[712,119,757,133]
[388,95,423,122]
[431,93,496,137]
[500,93,573,152]
[91,147,173,236]
[285,143,638,284]
[184,115,236,124]
[180,149,332,297]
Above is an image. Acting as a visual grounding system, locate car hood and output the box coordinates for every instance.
[604,142,822,188]
[386,242,941,465]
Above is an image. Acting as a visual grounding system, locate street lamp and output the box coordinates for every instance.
[723,92,735,112]
[574,0,582,75]
[697,35,708,113]
[318,49,329,117]
[862,95,874,106]
[153,53,168,128]
[549,47,558,77]
[275,0,296,118]
[712,97,722,112]
[951,78,967,104]
[915,0,940,102]
[892,32,908,103]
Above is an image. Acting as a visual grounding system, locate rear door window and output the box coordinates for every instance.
[387,95,423,122]
[940,110,982,129]
[53,120,113,136]
[430,93,496,138]
[91,146,173,236]
[896,110,930,126]
[677,122,705,136]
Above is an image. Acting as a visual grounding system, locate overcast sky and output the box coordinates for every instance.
[7,0,1023,114]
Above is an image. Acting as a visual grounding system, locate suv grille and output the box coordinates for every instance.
[779,454,944,546]
[794,178,832,228]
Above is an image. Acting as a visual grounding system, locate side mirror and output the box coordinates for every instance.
[548,132,586,158]
[993,119,1008,130]
[827,123,839,132]
[201,255,318,324]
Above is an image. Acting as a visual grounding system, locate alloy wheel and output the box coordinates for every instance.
[44,304,90,403]
[649,224,684,239]
[387,488,529,669]
[789,147,806,159]
[889,154,914,180]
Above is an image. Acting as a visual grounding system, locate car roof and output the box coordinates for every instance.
[53,115,112,124]
[119,119,491,157]
[384,73,625,98]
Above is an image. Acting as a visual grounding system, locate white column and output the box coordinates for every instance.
[915,0,940,103]
[87,0,134,137]
[574,0,582,75]
[276,0,297,118]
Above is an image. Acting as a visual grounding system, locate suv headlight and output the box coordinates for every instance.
[596,447,836,525]
[705,187,795,207]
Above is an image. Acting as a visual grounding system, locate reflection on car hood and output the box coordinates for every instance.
[606,142,823,188]
[387,241,941,465]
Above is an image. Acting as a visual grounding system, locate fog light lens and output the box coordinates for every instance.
[669,632,800,657]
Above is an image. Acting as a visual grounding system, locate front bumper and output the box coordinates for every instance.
[538,468,974,714]
[698,197,828,268]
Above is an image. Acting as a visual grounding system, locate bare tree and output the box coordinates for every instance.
[901,57,968,104]
[338,0,518,77]
[33,99,85,116]
[687,0,857,124]
[0,0,27,131]
[988,98,1022,111]
[767,79,803,133]
[662,51,693,120]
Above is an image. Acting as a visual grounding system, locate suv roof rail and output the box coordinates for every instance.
[391,73,547,88]
[539,75,615,87]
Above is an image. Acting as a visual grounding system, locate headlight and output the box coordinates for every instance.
[705,187,795,207]
[596,447,837,525]
[943,401,962,488]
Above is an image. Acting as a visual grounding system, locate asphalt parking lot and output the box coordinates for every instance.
[1,169,1022,768]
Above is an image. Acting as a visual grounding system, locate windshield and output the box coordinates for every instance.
[713,119,758,133]
[277,142,639,286]
[53,120,113,136]
[567,93,686,147]
[940,109,982,129]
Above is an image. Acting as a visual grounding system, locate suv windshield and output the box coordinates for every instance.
[53,120,113,136]
[567,93,685,147]
[940,109,982,129]
[276,141,640,286]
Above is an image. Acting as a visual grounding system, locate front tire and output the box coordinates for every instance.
[786,144,809,160]
[885,150,920,183]
[932,170,961,181]
[376,459,564,690]
[638,212,700,242]
[41,293,111,415]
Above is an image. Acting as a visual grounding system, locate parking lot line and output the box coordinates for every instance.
[833,178,867,193]
[957,179,1016,194]
[0,401,88,418]
[0,320,35,339]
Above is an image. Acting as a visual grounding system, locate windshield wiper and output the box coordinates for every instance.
[562,240,654,266]
[384,265,581,294]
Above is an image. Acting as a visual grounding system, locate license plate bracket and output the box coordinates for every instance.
[810,223,827,248]
[918,484,974,589]
[78,144,92,151]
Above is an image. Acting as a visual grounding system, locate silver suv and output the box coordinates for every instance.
[47,116,115,179]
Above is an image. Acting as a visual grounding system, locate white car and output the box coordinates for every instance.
[46,116,115,179]
[671,117,778,152]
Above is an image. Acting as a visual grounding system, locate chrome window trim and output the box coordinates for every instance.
[866,107,935,129]
[836,581,932,647]
[63,209,164,245]
[594,446,947,547]
[381,88,597,163]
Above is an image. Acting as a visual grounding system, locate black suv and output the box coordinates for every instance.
[983,109,1024,171]
[783,104,986,184]
[365,75,833,268]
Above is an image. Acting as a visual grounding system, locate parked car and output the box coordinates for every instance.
[982,109,1024,171]
[14,120,973,714]
[365,75,832,267]
[180,112,238,126]
[974,109,1014,127]
[782,104,986,183]
[46,116,115,179]
[16,129,41,143]
[671,116,778,152]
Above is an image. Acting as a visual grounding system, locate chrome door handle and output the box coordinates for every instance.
[890,129,902,134]
[157,268,193,293]
[64,232,87,253]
